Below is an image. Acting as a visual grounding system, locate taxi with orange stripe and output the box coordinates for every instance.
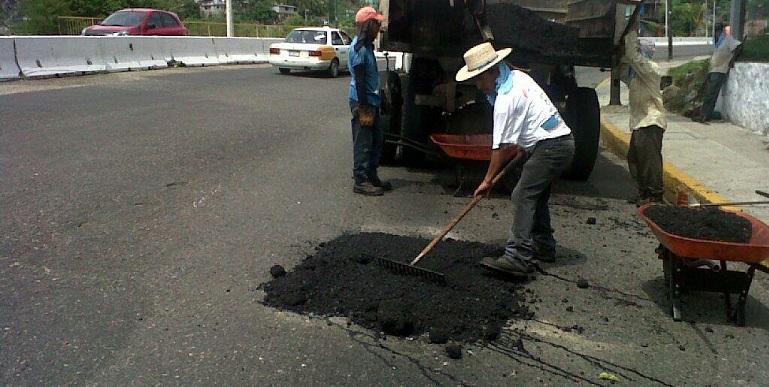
[268,27,353,78]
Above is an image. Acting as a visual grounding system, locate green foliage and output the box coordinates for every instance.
[739,33,769,62]
[17,0,68,34]
[671,2,705,36]
[663,59,709,114]
[667,58,709,85]
[284,14,306,26]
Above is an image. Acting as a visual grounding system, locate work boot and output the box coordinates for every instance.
[533,247,557,263]
[480,256,534,276]
[369,174,392,191]
[353,181,384,196]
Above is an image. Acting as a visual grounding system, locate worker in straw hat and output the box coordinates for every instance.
[456,42,575,276]
[348,6,390,196]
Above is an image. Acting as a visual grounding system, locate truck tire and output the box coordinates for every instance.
[400,77,426,166]
[380,71,403,165]
[562,87,600,181]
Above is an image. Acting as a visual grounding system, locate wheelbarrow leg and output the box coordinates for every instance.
[669,255,683,322]
[729,266,755,327]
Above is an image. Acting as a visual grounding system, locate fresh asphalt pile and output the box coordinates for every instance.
[644,206,752,243]
[260,232,531,344]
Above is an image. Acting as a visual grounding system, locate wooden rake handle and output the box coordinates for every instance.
[410,151,524,266]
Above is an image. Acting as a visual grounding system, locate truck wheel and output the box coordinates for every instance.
[400,79,426,166]
[279,68,290,75]
[562,87,600,181]
[380,71,403,165]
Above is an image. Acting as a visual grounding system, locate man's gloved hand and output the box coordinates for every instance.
[359,105,376,127]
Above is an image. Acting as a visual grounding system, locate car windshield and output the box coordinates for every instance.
[285,30,327,44]
[100,11,147,27]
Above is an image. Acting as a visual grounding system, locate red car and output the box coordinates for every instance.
[81,8,189,36]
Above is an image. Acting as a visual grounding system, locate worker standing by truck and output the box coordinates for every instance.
[456,42,575,276]
[619,31,667,205]
[348,6,391,196]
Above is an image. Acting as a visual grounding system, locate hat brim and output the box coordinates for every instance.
[455,47,512,82]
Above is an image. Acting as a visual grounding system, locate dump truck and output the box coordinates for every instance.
[377,0,640,181]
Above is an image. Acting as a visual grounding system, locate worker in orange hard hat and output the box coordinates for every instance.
[348,6,390,196]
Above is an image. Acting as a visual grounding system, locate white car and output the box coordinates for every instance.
[268,27,353,78]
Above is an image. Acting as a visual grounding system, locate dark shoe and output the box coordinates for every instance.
[627,195,646,206]
[533,248,556,263]
[353,182,384,196]
[369,175,392,191]
[480,256,534,276]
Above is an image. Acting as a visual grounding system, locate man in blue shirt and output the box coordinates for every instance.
[349,6,391,196]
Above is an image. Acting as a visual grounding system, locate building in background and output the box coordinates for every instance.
[198,0,226,19]
[271,4,297,21]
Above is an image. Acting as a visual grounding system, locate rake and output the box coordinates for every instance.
[377,151,524,284]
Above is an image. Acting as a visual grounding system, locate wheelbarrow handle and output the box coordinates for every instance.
[756,190,769,199]
[410,151,524,266]
[692,200,769,208]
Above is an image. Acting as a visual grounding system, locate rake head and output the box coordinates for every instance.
[376,257,446,285]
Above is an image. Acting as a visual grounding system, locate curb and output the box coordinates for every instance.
[599,110,731,207]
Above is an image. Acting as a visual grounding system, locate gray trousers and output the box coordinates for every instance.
[699,72,727,122]
[627,125,664,200]
[504,135,575,262]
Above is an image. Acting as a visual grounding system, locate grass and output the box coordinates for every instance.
[663,59,710,113]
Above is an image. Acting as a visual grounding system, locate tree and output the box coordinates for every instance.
[17,0,69,34]
[671,2,705,36]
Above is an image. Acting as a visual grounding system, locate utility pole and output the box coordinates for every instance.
[666,0,672,60]
[226,0,234,37]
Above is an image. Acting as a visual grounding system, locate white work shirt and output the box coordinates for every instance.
[709,33,741,74]
[620,32,667,131]
[492,70,571,152]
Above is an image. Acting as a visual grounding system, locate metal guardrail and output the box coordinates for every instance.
[56,16,296,38]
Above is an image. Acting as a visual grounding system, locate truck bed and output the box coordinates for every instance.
[380,0,624,68]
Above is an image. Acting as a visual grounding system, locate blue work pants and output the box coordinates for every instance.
[350,100,383,184]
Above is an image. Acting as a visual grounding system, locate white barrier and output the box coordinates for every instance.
[166,37,220,67]
[15,36,107,78]
[0,37,21,80]
[723,63,769,136]
[213,37,265,64]
[99,37,169,72]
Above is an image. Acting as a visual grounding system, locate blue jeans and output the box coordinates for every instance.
[350,100,383,184]
[504,135,575,262]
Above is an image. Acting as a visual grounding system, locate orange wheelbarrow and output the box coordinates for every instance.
[638,203,769,326]
[430,134,521,196]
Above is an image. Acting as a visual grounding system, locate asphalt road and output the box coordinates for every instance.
[2,62,768,386]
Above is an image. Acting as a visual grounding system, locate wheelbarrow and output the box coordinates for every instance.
[638,203,769,326]
[430,134,519,196]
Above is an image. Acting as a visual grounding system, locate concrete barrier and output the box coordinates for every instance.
[166,37,220,67]
[213,37,266,64]
[15,36,107,78]
[723,63,769,136]
[99,37,169,72]
[0,37,21,81]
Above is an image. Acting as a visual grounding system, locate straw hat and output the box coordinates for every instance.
[455,42,512,82]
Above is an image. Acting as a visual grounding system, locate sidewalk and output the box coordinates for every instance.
[595,60,769,226]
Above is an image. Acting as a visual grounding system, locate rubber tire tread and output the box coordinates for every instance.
[563,87,600,181]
